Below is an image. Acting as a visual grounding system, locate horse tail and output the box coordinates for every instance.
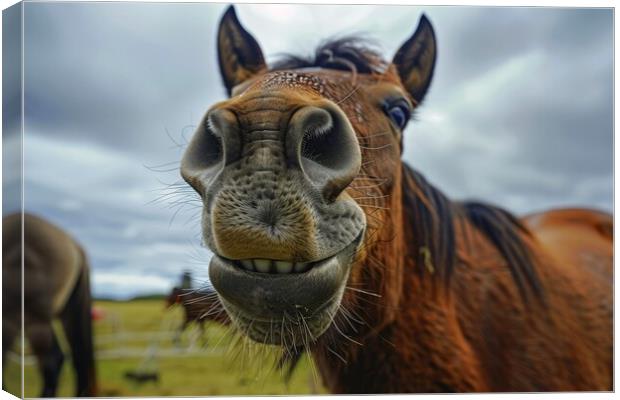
[60,246,97,396]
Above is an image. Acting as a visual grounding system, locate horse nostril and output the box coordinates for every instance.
[181,107,240,191]
[287,104,362,202]
[208,108,241,167]
[300,110,336,165]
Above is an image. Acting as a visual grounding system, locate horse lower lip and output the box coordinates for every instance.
[209,253,344,318]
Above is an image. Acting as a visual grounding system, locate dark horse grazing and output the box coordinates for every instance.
[179,6,612,393]
[165,286,229,344]
[2,213,97,396]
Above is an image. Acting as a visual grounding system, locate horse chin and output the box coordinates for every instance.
[208,230,364,346]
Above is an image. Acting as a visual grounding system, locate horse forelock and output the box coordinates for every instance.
[271,36,389,76]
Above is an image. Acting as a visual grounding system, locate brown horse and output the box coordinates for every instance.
[2,213,97,396]
[180,6,613,393]
[165,286,229,344]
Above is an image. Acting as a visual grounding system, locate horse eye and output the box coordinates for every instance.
[384,100,411,130]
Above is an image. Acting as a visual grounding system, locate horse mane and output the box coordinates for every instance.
[402,163,544,302]
[271,36,388,75]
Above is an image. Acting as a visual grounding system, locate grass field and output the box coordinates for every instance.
[4,299,326,397]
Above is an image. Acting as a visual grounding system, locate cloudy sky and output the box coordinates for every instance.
[4,2,613,299]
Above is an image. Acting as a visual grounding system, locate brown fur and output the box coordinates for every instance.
[184,7,613,393]
[313,170,612,392]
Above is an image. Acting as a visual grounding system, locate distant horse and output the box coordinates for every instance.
[2,213,97,396]
[165,286,229,345]
[179,6,612,393]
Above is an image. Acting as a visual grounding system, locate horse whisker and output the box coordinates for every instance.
[346,286,382,298]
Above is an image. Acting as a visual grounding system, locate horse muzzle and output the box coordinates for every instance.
[208,229,364,345]
[182,86,368,345]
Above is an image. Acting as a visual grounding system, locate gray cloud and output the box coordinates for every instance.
[15,3,613,298]
[24,2,228,153]
[23,132,209,298]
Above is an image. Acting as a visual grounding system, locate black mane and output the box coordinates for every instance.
[270,36,388,74]
[402,164,544,303]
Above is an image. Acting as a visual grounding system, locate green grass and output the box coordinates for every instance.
[4,299,326,397]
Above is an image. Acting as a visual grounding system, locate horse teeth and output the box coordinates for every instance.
[254,259,271,273]
[294,262,310,272]
[242,259,309,273]
[240,259,254,271]
[275,261,293,274]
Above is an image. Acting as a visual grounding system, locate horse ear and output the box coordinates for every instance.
[391,14,437,104]
[217,6,266,96]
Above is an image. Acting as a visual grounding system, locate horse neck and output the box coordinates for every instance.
[312,163,550,392]
[354,162,456,328]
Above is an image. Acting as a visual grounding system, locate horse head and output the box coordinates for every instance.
[181,5,436,346]
[165,286,182,308]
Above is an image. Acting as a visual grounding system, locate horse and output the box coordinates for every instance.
[165,286,229,345]
[2,213,97,397]
[178,6,613,393]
